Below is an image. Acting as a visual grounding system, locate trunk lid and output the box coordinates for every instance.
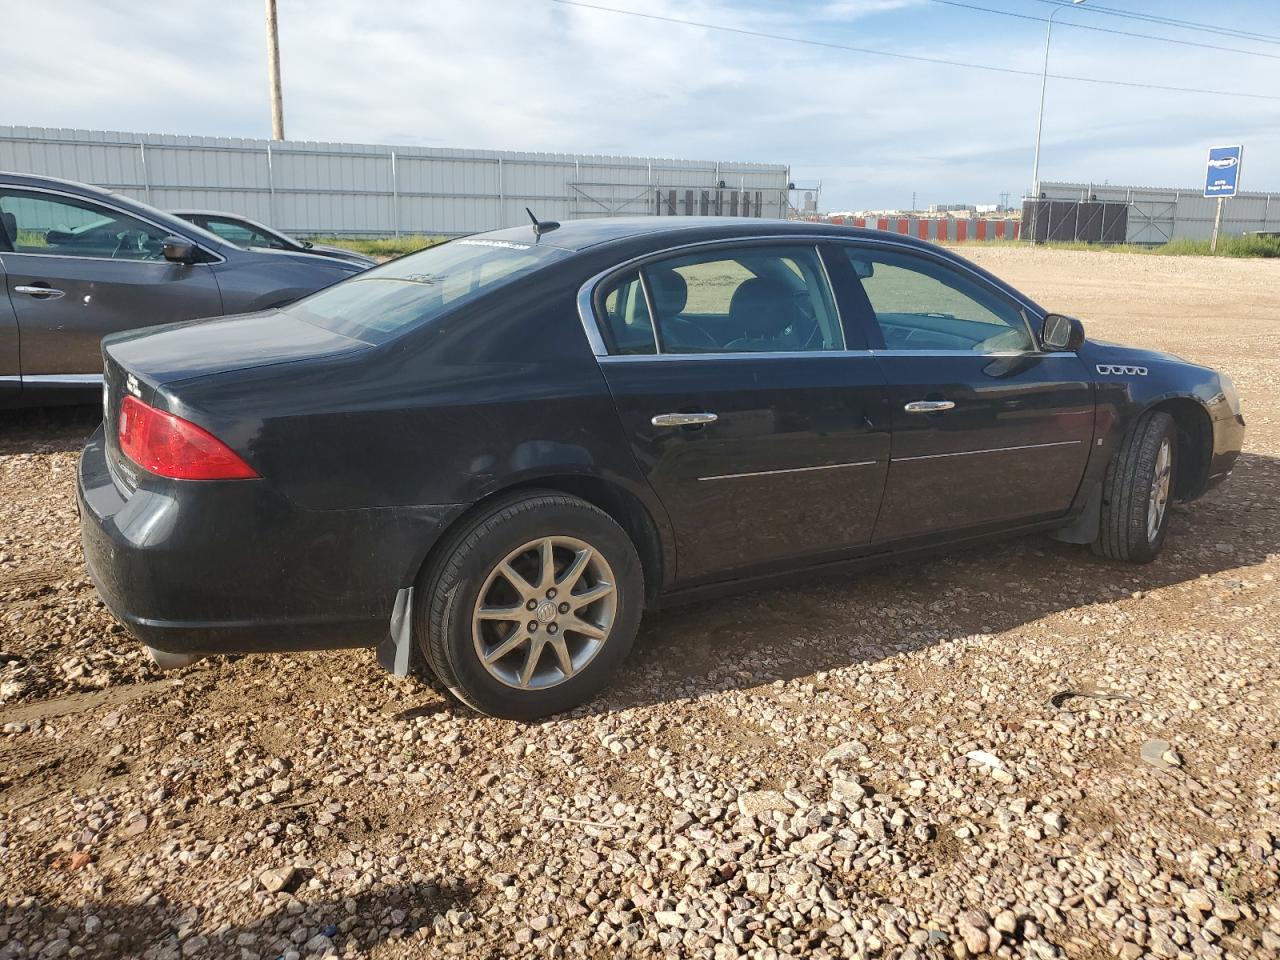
[101,310,369,491]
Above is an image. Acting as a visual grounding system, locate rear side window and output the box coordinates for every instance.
[289,238,571,344]
[599,271,656,355]
[640,245,843,354]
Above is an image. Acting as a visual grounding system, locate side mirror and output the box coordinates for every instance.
[162,236,198,264]
[1041,313,1085,352]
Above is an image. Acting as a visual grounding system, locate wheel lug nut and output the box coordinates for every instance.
[547,624,558,635]
[558,602,570,614]
[527,621,538,632]
[546,588,557,599]
[526,600,537,611]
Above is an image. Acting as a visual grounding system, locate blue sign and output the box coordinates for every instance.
[1204,145,1243,198]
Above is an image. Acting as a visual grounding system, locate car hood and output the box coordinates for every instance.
[243,246,366,273]
[1084,339,1187,366]
[307,244,376,265]
[103,310,369,388]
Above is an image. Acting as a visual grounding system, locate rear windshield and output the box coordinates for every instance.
[287,238,571,344]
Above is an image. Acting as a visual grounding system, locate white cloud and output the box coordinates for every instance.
[0,0,1274,209]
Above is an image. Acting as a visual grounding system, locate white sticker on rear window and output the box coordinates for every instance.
[458,239,532,250]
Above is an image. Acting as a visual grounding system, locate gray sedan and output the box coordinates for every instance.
[0,172,365,406]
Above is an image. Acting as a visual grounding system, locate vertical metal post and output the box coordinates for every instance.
[390,151,399,238]
[265,142,276,225]
[1028,1,1085,243]
[138,142,152,204]
[264,0,285,140]
[1210,197,1225,254]
[497,157,503,225]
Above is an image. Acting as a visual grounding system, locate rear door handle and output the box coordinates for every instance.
[14,285,65,300]
[652,412,718,428]
[904,400,955,414]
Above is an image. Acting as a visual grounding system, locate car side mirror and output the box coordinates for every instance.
[1041,313,1085,352]
[162,236,198,264]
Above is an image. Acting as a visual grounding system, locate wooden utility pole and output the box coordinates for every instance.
[265,0,285,140]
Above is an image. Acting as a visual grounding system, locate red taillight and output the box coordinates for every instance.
[118,395,258,480]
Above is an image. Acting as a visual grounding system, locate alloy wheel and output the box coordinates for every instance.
[471,536,618,690]
[1147,438,1172,543]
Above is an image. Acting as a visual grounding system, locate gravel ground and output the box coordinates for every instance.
[1,247,1277,960]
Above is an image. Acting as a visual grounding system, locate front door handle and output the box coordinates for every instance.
[652,412,718,428]
[904,400,955,414]
[14,285,65,300]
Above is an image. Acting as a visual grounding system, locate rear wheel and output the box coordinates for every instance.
[416,491,644,719]
[1094,410,1177,563]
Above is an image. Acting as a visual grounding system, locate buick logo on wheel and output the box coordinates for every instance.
[1097,364,1148,376]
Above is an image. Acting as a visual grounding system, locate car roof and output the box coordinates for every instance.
[0,169,123,199]
[475,215,940,254]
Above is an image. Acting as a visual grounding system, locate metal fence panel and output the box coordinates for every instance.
[0,126,790,237]
[1040,181,1279,242]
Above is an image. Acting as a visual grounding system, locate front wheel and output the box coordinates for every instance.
[1094,410,1177,563]
[416,492,644,720]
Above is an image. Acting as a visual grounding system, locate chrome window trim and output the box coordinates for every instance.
[896,439,1081,463]
[598,350,876,363]
[699,459,876,481]
[597,348,1075,363]
[577,232,1053,359]
[0,184,226,265]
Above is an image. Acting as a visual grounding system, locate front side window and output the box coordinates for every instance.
[0,190,172,261]
[639,244,843,354]
[289,237,571,344]
[840,247,1034,353]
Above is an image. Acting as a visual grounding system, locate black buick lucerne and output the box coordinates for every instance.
[79,217,1245,718]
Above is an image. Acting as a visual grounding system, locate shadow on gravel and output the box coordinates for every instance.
[6,879,474,960]
[0,403,100,455]
[588,450,1278,715]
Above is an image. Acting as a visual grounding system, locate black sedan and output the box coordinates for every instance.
[171,210,377,269]
[78,217,1245,719]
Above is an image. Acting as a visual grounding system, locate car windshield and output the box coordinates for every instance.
[286,237,572,344]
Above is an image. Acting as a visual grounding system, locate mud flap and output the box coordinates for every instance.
[376,587,415,677]
[1049,481,1102,545]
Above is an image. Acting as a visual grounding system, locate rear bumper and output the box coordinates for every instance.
[78,425,462,657]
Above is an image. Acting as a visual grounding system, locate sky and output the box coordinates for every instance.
[2,0,1277,210]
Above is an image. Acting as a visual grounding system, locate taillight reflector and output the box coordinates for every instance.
[118,395,258,480]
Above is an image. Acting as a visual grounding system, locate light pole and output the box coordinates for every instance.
[1028,0,1085,241]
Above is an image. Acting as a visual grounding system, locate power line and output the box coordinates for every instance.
[928,0,1280,61]
[550,0,1280,101]
[1030,0,1280,46]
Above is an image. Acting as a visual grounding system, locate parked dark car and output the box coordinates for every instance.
[78,217,1245,719]
[0,172,366,405]
[171,210,376,269]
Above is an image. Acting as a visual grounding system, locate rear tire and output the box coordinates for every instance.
[416,491,643,720]
[1094,410,1177,563]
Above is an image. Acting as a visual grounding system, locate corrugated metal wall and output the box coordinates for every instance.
[1040,181,1280,243]
[0,126,791,237]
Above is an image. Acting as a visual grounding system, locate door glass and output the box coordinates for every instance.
[600,271,656,355]
[0,191,172,261]
[642,245,843,354]
[841,248,1034,353]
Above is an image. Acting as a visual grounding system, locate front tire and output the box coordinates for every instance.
[416,491,644,720]
[1094,410,1177,563]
